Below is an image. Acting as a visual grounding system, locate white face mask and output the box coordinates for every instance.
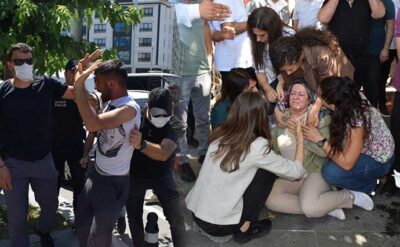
[150,115,171,128]
[14,64,33,82]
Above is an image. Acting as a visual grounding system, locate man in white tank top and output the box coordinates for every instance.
[72,59,140,247]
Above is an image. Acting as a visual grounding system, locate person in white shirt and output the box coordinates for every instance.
[209,0,253,86]
[73,60,141,247]
[186,92,305,244]
[292,0,325,29]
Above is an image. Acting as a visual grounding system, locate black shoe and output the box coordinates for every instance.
[180,163,196,182]
[35,229,54,247]
[233,219,272,244]
[198,155,206,165]
[117,216,126,235]
[381,176,397,198]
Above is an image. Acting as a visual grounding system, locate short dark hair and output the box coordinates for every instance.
[269,36,302,73]
[6,43,33,61]
[94,59,128,87]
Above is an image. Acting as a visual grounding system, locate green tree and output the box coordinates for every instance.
[0,0,142,79]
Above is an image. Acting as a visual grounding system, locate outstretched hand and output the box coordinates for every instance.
[79,49,103,70]
[74,60,103,86]
[199,0,231,21]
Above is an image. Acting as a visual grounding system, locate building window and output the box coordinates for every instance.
[94,38,106,47]
[139,23,152,32]
[138,53,151,62]
[94,24,106,33]
[114,22,126,33]
[94,11,100,18]
[118,51,130,62]
[139,38,152,47]
[114,36,130,48]
[143,8,153,16]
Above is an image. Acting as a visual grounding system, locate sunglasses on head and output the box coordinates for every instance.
[13,58,33,66]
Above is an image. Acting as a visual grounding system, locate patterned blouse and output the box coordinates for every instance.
[350,107,394,164]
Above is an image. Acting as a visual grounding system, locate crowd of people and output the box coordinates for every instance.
[0,0,400,246]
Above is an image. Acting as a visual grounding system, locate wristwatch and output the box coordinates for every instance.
[139,139,147,151]
[317,138,327,148]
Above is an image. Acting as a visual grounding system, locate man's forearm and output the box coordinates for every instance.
[234,22,247,35]
[140,141,175,162]
[74,83,100,132]
[318,0,339,24]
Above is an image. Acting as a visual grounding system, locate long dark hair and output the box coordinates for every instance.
[216,67,257,106]
[319,76,370,156]
[247,7,292,71]
[270,27,341,73]
[209,92,272,173]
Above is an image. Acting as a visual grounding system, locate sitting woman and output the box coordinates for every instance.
[316,77,394,208]
[267,80,358,220]
[186,92,305,244]
[210,67,258,128]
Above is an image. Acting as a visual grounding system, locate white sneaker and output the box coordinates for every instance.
[349,190,374,211]
[327,209,346,220]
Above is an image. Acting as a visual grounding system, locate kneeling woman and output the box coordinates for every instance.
[266,80,356,220]
[186,92,305,244]
[318,77,394,208]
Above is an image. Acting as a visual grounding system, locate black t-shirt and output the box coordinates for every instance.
[324,0,371,58]
[130,117,178,179]
[52,98,85,146]
[0,76,68,161]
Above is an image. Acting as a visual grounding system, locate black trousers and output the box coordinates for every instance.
[364,53,381,107]
[51,142,86,213]
[193,169,276,237]
[379,50,397,107]
[126,170,187,247]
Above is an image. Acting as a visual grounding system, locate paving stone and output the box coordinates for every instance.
[316,231,400,247]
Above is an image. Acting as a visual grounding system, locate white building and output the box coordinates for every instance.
[86,0,174,73]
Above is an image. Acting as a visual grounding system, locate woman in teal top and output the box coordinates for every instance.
[211,68,258,128]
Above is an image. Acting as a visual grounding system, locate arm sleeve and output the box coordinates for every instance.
[385,0,395,20]
[175,3,200,28]
[251,139,305,180]
[47,77,68,99]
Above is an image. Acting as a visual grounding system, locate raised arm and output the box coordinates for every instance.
[73,61,137,132]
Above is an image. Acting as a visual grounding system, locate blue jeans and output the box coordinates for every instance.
[322,154,394,194]
[75,168,129,247]
[171,72,211,163]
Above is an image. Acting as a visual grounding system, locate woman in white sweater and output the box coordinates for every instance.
[186,92,305,244]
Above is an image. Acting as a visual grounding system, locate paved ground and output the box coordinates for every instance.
[1,151,400,247]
